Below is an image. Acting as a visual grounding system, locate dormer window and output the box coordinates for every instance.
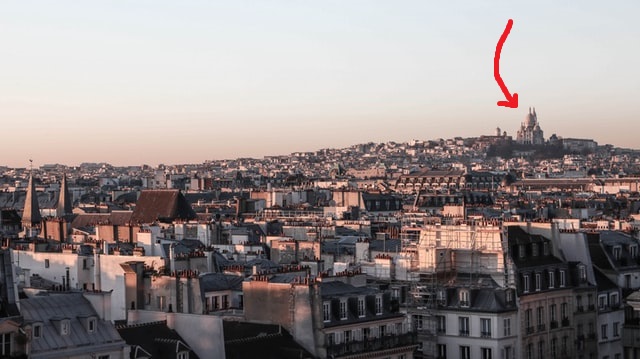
[559,271,566,288]
[519,245,525,258]
[610,293,619,307]
[61,319,70,336]
[613,246,621,260]
[532,243,539,257]
[323,302,331,322]
[437,289,446,305]
[630,245,638,259]
[543,242,550,256]
[535,273,541,291]
[579,265,587,282]
[33,323,43,339]
[523,274,530,293]
[375,296,383,315]
[357,297,365,318]
[460,290,469,307]
[506,289,513,303]
[339,300,347,320]
[88,318,96,333]
[548,271,555,288]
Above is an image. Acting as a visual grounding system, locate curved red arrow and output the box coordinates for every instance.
[495,19,518,108]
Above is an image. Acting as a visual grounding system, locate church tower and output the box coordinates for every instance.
[22,173,42,236]
[57,173,73,218]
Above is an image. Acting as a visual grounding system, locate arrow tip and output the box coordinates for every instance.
[497,93,518,108]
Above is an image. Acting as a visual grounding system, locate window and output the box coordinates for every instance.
[88,318,96,333]
[45,259,50,268]
[523,274,530,293]
[532,243,539,256]
[1,333,10,356]
[481,318,491,337]
[503,318,511,336]
[576,296,583,311]
[481,347,492,359]
[525,309,533,332]
[631,245,638,259]
[538,340,545,359]
[506,289,513,303]
[339,300,347,320]
[177,353,189,359]
[613,322,619,337]
[562,336,568,354]
[357,298,365,317]
[344,330,351,343]
[535,273,541,291]
[33,323,42,338]
[375,296,382,315]
[519,244,525,258]
[323,302,331,322]
[527,343,533,359]
[459,317,470,336]
[437,344,447,359]
[459,290,469,307]
[550,304,557,322]
[543,242,549,255]
[97,356,110,359]
[612,246,621,260]
[559,270,566,287]
[601,324,608,340]
[436,315,446,333]
[579,265,587,281]
[598,295,607,310]
[504,346,512,359]
[548,271,555,288]
[610,293,619,307]
[537,306,545,329]
[551,338,557,357]
[561,302,568,320]
[61,320,70,336]
[460,345,471,359]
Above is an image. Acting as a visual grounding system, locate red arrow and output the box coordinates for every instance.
[495,19,518,108]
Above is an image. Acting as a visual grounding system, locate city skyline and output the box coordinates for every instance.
[2,1,639,167]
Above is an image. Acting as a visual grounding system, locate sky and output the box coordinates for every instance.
[1,1,639,167]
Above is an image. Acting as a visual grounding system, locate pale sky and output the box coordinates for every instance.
[1,1,639,167]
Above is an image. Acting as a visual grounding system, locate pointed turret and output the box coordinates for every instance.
[22,174,42,228]
[57,173,73,218]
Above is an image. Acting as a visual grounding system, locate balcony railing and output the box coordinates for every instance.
[526,327,534,334]
[588,304,595,311]
[576,306,584,312]
[326,332,418,357]
[562,318,570,327]
[459,330,469,337]
[550,321,558,329]
[481,331,491,338]
[537,324,546,332]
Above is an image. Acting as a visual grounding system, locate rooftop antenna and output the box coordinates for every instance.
[29,159,33,173]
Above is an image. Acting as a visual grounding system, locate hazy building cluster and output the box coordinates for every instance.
[0,109,640,358]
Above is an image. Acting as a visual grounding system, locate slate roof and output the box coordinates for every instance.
[199,273,244,295]
[117,321,198,359]
[223,321,313,359]
[20,293,126,355]
[130,190,196,224]
[70,211,133,228]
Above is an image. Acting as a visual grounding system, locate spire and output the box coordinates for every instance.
[22,173,42,228]
[57,173,73,218]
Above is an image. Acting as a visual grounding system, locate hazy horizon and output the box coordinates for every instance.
[2,1,639,168]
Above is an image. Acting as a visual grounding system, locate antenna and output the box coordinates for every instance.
[29,159,33,172]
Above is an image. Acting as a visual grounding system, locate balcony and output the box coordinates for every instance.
[326,332,418,357]
[481,331,491,338]
[550,321,558,329]
[562,318,570,327]
[537,324,546,332]
[576,306,584,313]
[587,304,595,311]
[459,330,469,337]
[526,327,535,335]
